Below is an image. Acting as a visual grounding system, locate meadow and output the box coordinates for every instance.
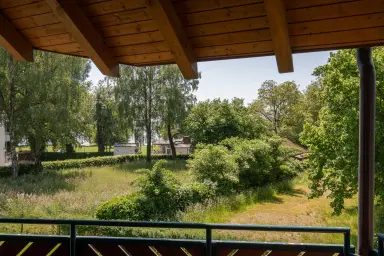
[0,159,359,245]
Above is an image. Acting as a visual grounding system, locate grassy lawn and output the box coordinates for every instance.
[0,161,359,245]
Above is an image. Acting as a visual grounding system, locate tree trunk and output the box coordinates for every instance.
[273,106,278,134]
[146,125,151,162]
[29,136,44,172]
[144,71,152,163]
[65,144,75,153]
[96,96,105,153]
[8,55,18,178]
[167,123,176,159]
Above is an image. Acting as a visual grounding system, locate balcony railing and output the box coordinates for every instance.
[379,234,384,256]
[0,218,354,256]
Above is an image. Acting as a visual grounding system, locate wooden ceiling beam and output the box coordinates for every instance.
[264,0,294,73]
[0,14,33,62]
[147,0,198,79]
[45,0,119,77]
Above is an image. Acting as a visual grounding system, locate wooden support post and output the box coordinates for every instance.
[357,47,376,256]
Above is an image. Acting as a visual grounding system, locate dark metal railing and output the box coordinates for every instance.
[0,218,352,256]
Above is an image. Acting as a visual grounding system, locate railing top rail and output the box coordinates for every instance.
[0,218,350,233]
[379,234,384,240]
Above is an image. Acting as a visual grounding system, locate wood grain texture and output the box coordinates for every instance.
[1,0,384,73]
[44,0,119,77]
[0,14,33,61]
[264,0,294,73]
[147,0,197,79]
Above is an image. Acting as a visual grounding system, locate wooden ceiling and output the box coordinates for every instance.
[0,0,383,79]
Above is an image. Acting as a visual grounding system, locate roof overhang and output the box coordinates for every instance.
[0,0,383,79]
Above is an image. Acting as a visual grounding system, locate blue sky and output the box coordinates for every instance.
[89,51,331,104]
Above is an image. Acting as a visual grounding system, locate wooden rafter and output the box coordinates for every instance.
[0,14,33,62]
[45,0,119,77]
[147,0,198,79]
[264,0,293,73]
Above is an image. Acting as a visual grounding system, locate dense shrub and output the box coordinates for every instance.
[187,144,239,195]
[135,160,182,220]
[178,181,217,206]
[220,137,274,189]
[0,164,37,177]
[96,136,300,221]
[95,193,146,221]
[41,152,113,161]
[0,154,190,176]
[189,136,298,191]
[97,160,217,221]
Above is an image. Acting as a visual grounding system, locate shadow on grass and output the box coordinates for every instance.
[0,170,90,195]
[115,159,187,173]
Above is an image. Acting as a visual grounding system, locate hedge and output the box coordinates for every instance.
[0,154,190,177]
[41,152,113,161]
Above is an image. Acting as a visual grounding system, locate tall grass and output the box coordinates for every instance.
[0,163,362,246]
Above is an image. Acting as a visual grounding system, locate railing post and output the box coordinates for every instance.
[206,227,212,256]
[379,235,383,256]
[70,224,76,256]
[344,230,350,256]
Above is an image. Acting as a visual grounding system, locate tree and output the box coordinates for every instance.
[158,65,198,158]
[185,98,265,145]
[251,80,303,142]
[300,48,384,214]
[114,66,161,162]
[0,49,92,173]
[95,79,129,153]
[303,80,324,124]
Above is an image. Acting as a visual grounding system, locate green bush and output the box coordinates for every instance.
[187,136,298,191]
[187,144,239,195]
[0,154,190,177]
[0,164,37,177]
[135,160,183,220]
[220,137,273,189]
[96,193,146,221]
[97,161,217,221]
[43,154,190,170]
[97,160,186,221]
[178,181,217,206]
[41,152,113,161]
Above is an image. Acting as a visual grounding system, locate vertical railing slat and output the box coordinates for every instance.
[344,230,350,256]
[70,224,76,256]
[206,228,212,256]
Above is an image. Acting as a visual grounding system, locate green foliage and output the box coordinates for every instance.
[94,79,130,152]
[41,152,113,161]
[188,144,239,195]
[220,137,273,189]
[95,193,155,221]
[0,155,190,176]
[134,160,182,220]
[250,80,304,143]
[184,98,265,145]
[0,49,93,172]
[157,65,199,157]
[220,137,297,189]
[300,49,384,214]
[97,160,215,221]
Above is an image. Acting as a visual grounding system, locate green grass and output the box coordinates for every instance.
[0,160,189,234]
[0,163,361,245]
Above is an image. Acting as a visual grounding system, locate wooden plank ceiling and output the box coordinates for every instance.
[0,0,382,78]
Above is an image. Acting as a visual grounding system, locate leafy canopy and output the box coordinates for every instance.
[185,98,265,145]
[300,49,384,214]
